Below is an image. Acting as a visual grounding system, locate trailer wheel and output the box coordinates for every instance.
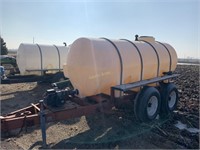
[134,87,161,122]
[160,83,178,116]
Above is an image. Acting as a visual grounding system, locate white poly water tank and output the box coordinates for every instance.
[63,37,177,98]
[17,44,68,75]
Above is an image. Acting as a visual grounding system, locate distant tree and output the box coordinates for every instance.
[1,37,8,55]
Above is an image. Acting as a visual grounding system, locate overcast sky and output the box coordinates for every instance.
[1,0,199,58]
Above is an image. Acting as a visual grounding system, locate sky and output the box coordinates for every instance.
[1,0,199,58]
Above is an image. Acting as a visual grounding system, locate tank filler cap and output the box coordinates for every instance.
[138,36,155,43]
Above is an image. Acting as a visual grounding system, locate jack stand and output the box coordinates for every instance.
[40,100,47,148]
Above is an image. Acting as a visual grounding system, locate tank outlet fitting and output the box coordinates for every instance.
[138,36,155,43]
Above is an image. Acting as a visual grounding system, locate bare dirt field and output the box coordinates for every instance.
[0,64,199,149]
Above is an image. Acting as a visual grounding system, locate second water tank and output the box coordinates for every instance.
[17,44,68,75]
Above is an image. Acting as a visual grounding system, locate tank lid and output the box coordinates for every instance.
[138,36,155,43]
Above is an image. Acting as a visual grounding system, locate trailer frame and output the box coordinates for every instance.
[0,74,179,148]
[1,70,65,84]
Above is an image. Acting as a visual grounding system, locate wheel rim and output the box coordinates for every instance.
[168,90,176,109]
[147,96,158,117]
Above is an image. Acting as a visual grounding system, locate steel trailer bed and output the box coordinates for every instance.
[0,74,179,148]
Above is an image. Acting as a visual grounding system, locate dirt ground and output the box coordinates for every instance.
[0,64,199,149]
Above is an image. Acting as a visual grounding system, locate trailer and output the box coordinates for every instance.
[0,74,179,147]
[0,36,180,148]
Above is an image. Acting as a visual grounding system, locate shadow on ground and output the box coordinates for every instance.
[30,110,178,149]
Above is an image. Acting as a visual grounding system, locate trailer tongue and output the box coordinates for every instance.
[0,79,112,132]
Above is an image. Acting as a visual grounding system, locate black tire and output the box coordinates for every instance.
[134,86,161,122]
[160,83,179,116]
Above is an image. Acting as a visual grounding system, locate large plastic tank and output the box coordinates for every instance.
[63,37,177,98]
[17,44,68,75]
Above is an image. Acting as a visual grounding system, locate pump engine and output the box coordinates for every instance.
[43,80,78,107]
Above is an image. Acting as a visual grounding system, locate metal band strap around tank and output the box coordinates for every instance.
[140,40,160,77]
[120,39,143,81]
[53,45,61,71]
[36,44,43,75]
[100,38,123,85]
[156,41,172,71]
